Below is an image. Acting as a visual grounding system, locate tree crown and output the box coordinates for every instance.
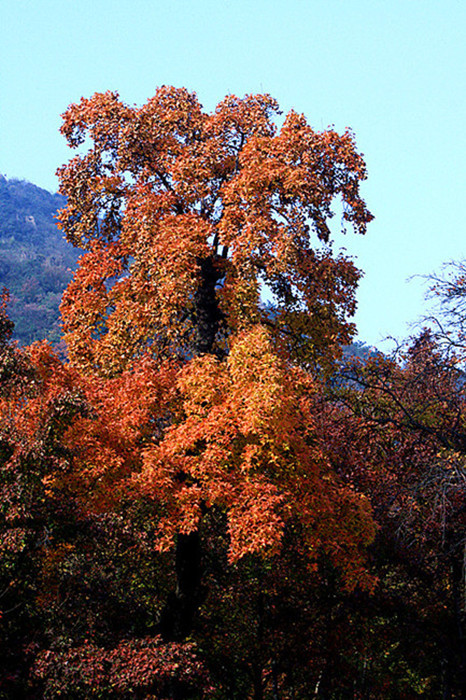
[57,87,372,375]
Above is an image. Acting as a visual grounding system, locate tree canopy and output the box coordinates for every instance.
[57,87,372,375]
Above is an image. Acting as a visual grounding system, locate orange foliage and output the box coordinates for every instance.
[58,87,372,375]
[49,87,376,588]
[138,325,375,586]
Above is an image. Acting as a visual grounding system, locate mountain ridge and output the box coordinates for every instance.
[0,175,79,345]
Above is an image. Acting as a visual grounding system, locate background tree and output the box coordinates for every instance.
[422,259,466,360]
[339,327,466,697]
[0,297,211,698]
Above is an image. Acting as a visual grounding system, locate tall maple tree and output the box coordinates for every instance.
[51,86,378,682]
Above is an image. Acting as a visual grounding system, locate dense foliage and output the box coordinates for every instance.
[1,88,465,698]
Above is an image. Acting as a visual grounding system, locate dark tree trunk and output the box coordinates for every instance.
[159,531,203,641]
[271,660,280,700]
[253,666,264,700]
[193,255,223,356]
[160,255,221,642]
[441,655,452,700]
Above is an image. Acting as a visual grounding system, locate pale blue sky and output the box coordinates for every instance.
[1,0,465,346]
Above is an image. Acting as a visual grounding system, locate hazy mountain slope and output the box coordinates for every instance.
[0,175,79,344]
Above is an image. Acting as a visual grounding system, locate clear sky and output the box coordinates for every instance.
[1,0,465,347]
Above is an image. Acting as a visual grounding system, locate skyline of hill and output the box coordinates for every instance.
[0,175,79,345]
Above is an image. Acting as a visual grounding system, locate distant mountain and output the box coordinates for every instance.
[0,175,79,345]
[342,341,381,361]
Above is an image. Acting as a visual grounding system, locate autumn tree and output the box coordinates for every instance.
[337,328,466,696]
[34,86,377,697]
[0,295,213,698]
[0,293,88,697]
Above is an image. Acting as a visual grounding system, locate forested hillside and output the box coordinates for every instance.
[0,175,79,344]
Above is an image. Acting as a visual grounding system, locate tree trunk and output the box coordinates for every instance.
[253,666,264,700]
[193,255,223,356]
[160,254,221,641]
[272,660,280,700]
[159,532,203,641]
